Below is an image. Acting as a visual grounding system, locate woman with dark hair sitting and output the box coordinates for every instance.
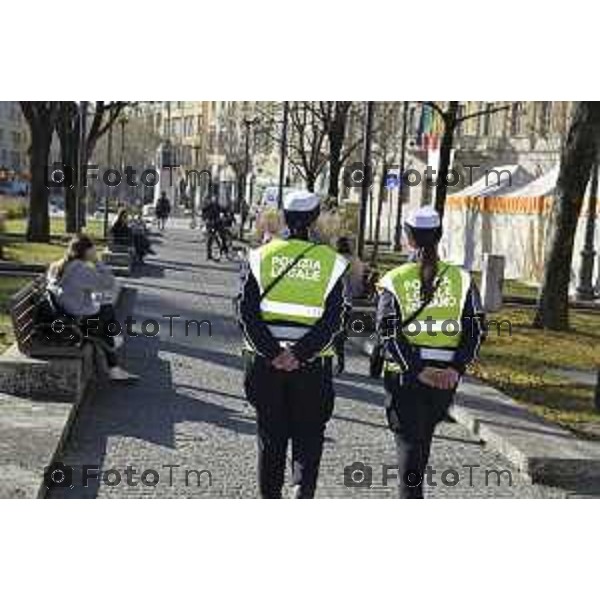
[376,206,486,498]
[47,234,138,382]
[110,208,132,246]
[111,208,153,263]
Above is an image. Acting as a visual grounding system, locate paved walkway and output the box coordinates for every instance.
[49,224,565,498]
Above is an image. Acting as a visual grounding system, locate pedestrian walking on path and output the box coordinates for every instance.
[376,206,486,498]
[155,192,171,230]
[238,190,349,498]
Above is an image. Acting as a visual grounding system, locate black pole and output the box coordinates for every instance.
[576,160,598,300]
[192,144,201,219]
[119,117,127,208]
[595,367,600,411]
[243,119,251,206]
[239,119,253,240]
[103,120,113,239]
[77,101,88,233]
[277,101,289,209]
[120,120,126,173]
[357,101,374,260]
[394,100,409,251]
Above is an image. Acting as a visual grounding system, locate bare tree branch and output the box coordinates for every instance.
[456,104,512,123]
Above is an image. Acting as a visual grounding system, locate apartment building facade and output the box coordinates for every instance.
[0,101,30,178]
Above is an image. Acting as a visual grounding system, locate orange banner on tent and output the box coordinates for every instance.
[445,195,600,215]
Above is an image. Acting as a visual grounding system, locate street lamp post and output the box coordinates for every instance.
[76,101,88,233]
[576,160,598,300]
[119,114,128,206]
[393,101,409,251]
[357,101,375,260]
[103,119,113,239]
[277,101,289,209]
[241,115,258,239]
[192,144,202,220]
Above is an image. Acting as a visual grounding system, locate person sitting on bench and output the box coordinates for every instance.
[47,234,138,382]
[111,208,153,263]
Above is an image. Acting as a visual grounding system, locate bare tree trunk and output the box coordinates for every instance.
[534,101,600,330]
[435,101,458,219]
[27,127,54,242]
[326,103,350,202]
[370,162,387,264]
[20,102,58,242]
[61,135,78,233]
[327,143,343,200]
[57,101,127,233]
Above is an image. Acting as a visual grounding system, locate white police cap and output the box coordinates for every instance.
[405,206,441,229]
[282,190,320,212]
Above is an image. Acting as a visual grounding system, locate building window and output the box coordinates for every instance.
[539,102,551,136]
[408,105,417,135]
[208,126,217,154]
[455,104,464,136]
[184,116,194,137]
[510,103,521,136]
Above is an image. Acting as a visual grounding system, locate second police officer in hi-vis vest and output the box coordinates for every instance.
[377,206,486,499]
[239,190,349,499]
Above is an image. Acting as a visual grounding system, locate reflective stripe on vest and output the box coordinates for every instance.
[266,324,311,340]
[383,347,456,373]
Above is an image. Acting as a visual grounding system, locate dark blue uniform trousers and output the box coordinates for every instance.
[245,355,335,498]
[384,372,454,499]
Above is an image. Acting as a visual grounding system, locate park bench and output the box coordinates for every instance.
[0,276,94,401]
[101,234,135,276]
[0,276,135,402]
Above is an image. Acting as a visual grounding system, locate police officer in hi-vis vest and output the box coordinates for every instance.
[377,206,486,499]
[239,190,349,498]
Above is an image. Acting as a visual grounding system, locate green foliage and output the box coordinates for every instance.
[0,196,28,219]
[471,307,600,438]
[0,276,33,352]
[4,216,105,240]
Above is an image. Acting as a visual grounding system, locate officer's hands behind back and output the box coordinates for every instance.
[271,349,300,372]
[417,367,460,390]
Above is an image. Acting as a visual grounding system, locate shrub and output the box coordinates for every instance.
[0,196,28,219]
[0,210,6,260]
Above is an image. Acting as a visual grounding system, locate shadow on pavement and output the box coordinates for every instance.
[47,333,252,499]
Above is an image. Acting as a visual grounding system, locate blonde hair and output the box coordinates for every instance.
[48,234,95,280]
[255,208,283,242]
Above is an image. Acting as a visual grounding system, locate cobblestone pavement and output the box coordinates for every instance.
[49,224,566,498]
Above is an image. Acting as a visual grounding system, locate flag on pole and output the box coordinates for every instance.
[416,103,433,149]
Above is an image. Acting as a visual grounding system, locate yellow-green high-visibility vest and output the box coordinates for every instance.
[247,238,349,356]
[378,260,471,370]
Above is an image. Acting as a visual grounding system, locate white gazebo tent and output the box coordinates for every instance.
[449,164,533,199]
[442,163,600,287]
[441,165,535,275]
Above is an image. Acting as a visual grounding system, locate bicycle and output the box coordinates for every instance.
[206,223,230,261]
